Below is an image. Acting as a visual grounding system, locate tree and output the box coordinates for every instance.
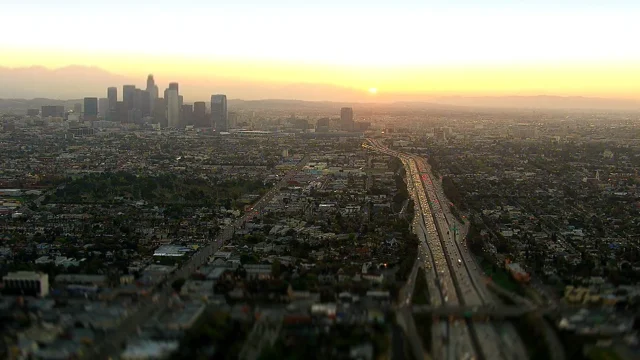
[271,260,282,278]
[171,278,186,293]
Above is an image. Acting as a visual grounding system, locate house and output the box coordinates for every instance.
[362,273,384,284]
[244,264,272,280]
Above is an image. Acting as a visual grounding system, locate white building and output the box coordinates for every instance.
[2,271,49,297]
[98,97,109,118]
[167,89,180,128]
[121,340,179,360]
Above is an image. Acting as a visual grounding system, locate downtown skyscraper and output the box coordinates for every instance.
[193,101,207,127]
[340,107,354,131]
[107,87,117,110]
[167,89,180,128]
[123,85,136,112]
[107,87,118,121]
[146,74,159,111]
[211,94,228,132]
[83,97,98,120]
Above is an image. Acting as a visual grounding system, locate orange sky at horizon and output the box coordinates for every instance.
[3,2,640,101]
[2,48,640,101]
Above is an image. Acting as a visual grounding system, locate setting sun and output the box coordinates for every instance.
[368,87,378,95]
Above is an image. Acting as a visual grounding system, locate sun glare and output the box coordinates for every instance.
[368,87,378,95]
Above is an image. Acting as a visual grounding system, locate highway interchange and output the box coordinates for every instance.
[365,138,527,360]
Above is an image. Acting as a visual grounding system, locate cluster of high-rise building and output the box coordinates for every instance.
[41,74,230,131]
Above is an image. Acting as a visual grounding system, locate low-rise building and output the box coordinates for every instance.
[2,271,49,297]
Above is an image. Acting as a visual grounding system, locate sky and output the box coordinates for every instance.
[1,0,640,101]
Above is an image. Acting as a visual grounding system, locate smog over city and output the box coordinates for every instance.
[1,1,639,360]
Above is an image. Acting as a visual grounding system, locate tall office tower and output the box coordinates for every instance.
[134,89,150,116]
[181,104,194,126]
[340,107,354,131]
[41,105,65,118]
[123,85,136,112]
[178,95,184,123]
[83,97,98,120]
[193,101,206,127]
[167,89,180,128]
[98,98,109,118]
[73,103,82,113]
[211,94,228,131]
[153,97,167,127]
[168,82,179,93]
[146,74,158,110]
[115,101,126,122]
[107,87,117,110]
[133,89,142,111]
[128,109,143,124]
[141,90,151,116]
[147,74,155,90]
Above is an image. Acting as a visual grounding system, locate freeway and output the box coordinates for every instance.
[410,152,527,360]
[368,140,477,360]
[411,304,536,317]
[83,155,310,360]
[415,155,524,360]
[366,139,528,360]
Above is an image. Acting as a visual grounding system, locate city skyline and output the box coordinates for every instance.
[1,1,640,101]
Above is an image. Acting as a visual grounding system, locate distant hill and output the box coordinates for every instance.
[428,95,640,111]
[0,98,84,114]
[0,65,134,99]
[1,65,639,112]
[0,65,366,103]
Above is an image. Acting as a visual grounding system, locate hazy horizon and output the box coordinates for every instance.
[1,1,640,102]
[1,65,640,111]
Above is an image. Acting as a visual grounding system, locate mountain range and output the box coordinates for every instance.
[0,65,639,111]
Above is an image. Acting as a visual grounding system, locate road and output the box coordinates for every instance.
[83,156,310,360]
[366,139,528,360]
[372,141,476,360]
[411,304,536,317]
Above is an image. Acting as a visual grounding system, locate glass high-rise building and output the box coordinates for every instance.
[181,104,193,126]
[193,101,206,127]
[211,94,228,131]
[146,75,158,110]
[98,98,109,118]
[340,107,354,131]
[107,87,117,110]
[167,89,180,128]
[123,85,136,111]
[84,97,98,119]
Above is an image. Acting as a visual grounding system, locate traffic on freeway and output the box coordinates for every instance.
[366,138,528,360]
[366,139,477,360]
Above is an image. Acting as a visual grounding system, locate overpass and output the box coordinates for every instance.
[411,305,538,318]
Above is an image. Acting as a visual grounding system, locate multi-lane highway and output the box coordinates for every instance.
[365,139,527,360]
[85,156,310,360]
[369,141,477,360]
[413,155,527,360]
